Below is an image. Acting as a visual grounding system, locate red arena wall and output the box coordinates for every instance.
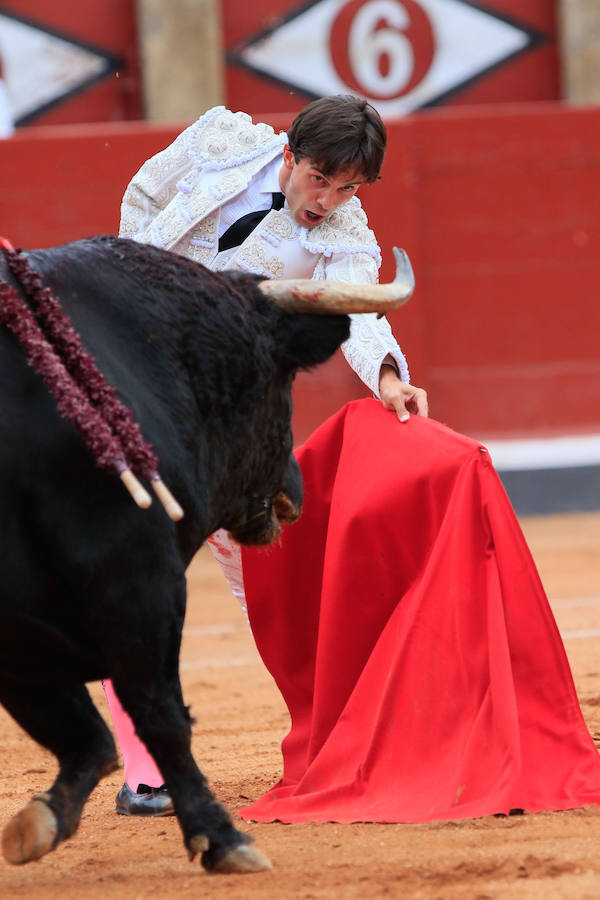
[1,102,599,443]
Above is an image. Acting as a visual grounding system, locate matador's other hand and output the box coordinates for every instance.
[379,364,429,423]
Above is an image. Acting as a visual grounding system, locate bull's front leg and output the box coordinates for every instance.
[111,675,270,873]
[1,683,118,864]
[102,570,270,874]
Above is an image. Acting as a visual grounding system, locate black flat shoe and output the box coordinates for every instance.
[115,782,175,817]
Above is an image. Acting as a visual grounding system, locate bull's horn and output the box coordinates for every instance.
[258,247,414,315]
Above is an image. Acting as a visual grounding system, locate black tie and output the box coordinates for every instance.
[218,192,285,253]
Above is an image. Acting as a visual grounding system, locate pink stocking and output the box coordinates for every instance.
[102,679,164,789]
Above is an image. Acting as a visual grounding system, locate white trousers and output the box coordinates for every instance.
[206,528,247,616]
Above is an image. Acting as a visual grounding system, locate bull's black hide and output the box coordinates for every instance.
[0,235,350,872]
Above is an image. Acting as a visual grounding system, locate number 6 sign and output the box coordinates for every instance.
[231,0,542,116]
[331,0,434,100]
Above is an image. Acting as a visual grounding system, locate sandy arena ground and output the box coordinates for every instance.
[1,511,600,899]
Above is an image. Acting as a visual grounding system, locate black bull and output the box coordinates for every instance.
[0,235,351,873]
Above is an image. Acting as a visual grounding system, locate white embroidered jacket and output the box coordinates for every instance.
[119,105,409,393]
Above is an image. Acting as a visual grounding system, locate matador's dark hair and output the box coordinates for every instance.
[286,95,386,183]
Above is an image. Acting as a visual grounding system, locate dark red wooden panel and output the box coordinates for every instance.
[2,102,599,441]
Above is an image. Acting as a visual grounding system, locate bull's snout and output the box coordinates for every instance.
[229,491,302,547]
[230,455,303,546]
[272,490,302,525]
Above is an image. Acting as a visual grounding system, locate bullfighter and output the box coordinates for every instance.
[104,96,600,826]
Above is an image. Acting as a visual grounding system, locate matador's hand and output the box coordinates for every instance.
[379,364,429,423]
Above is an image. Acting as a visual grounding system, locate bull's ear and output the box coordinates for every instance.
[275,311,351,373]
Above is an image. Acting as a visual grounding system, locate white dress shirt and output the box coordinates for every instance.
[217,156,283,238]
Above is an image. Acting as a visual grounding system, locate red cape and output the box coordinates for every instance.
[240,400,600,823]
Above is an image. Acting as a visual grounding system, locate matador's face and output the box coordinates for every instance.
[279,146,365,229]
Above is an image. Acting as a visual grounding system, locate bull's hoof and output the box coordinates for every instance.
[2,795,58,864]
[210,843,273,874]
